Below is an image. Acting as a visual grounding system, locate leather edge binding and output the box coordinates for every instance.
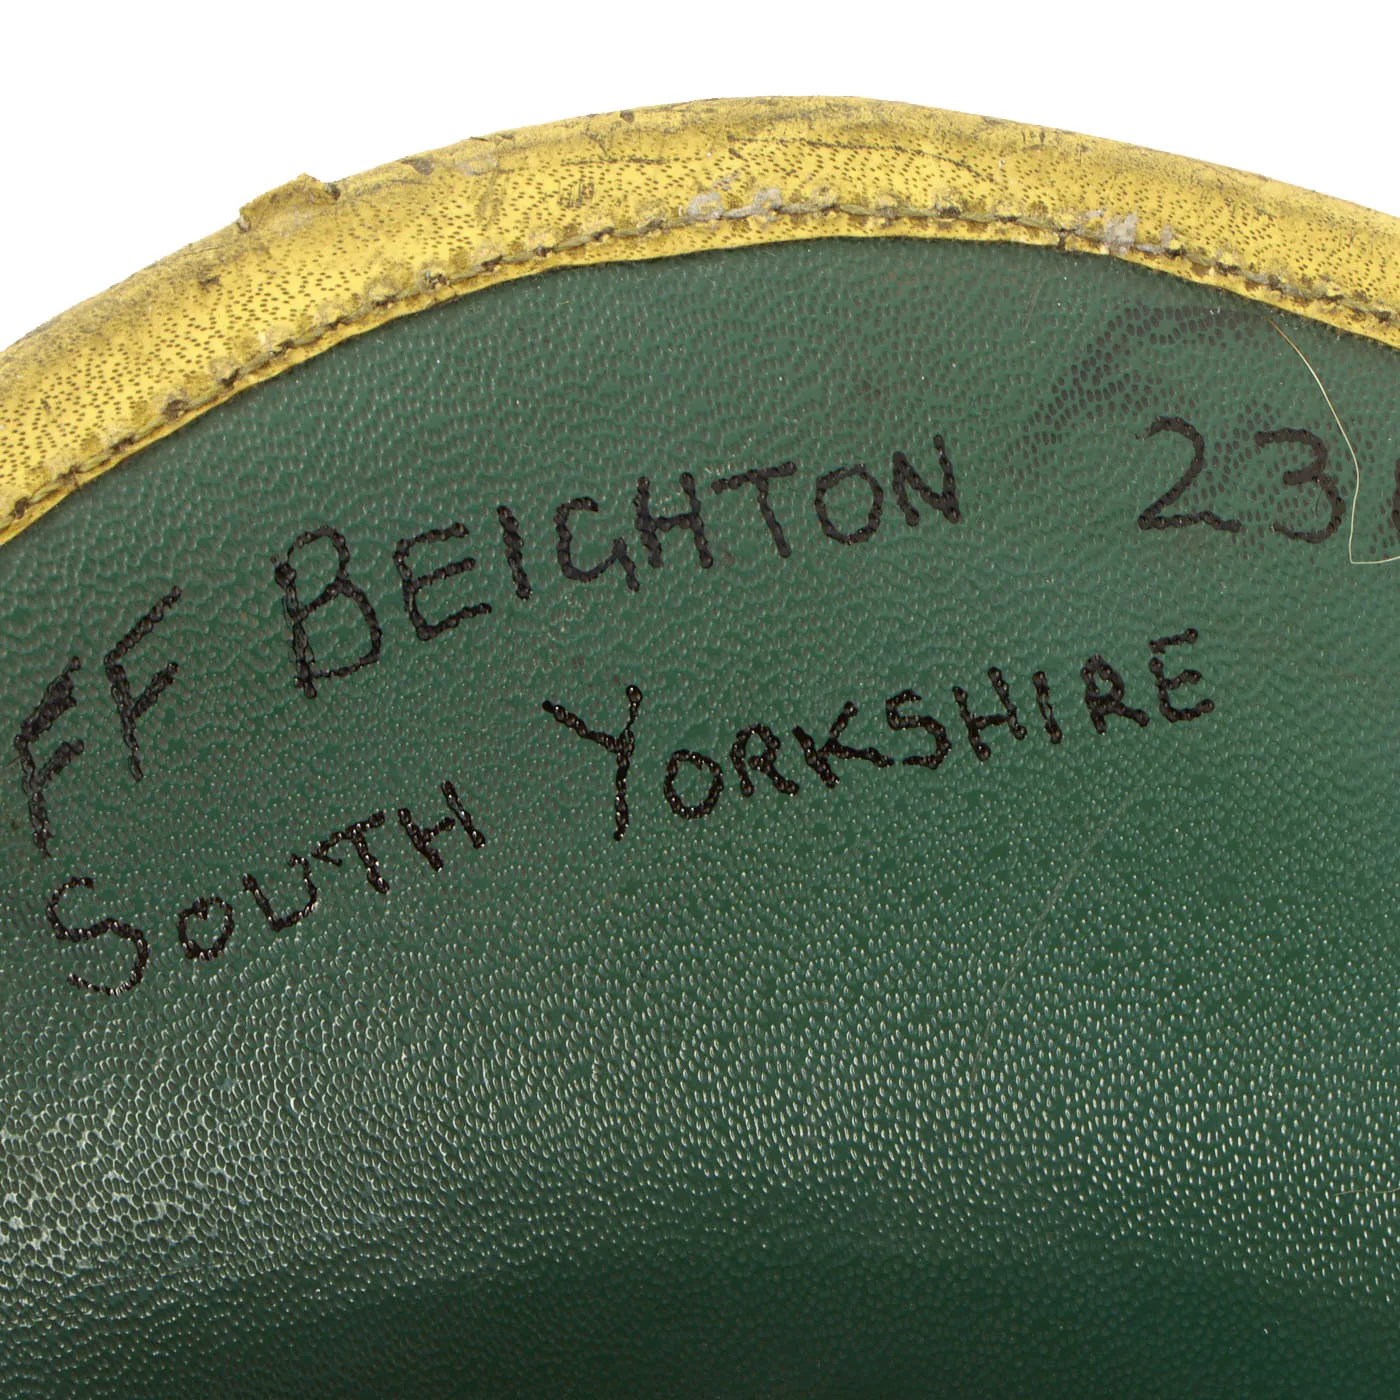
[3,94,1399,547]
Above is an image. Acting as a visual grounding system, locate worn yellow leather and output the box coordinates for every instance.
[4,97,1400,549]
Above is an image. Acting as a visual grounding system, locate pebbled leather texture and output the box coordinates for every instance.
[3,238,1400,1396]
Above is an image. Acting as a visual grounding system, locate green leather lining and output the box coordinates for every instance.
[3,238,1400,1396]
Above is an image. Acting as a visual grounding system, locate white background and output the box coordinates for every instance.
[2,2,1396,353]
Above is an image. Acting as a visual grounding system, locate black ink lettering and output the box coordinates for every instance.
[1148,629,1214,722]
[1256,429,1343,544]
[274,526,383,698]
[730,724,800,797]
[664,750,724,818]
[1082,656,1151,733]
[46,875,149,996]
[103,586,181,781]
[393,523,490,641]
[242,853,319,931]
[311,811,389,893]
[813,465,884,545]
[1032,671,1063,744]
[792,701,893,788]
[1391,459,1400,541]
[891,439,962,526]
[952,669,1027,761]
[177,896,235,962]
[554,497,640,592]
[1138,417,1241,532]
[635,473,713,570]
[711,462,797,557]
[397,804,454,870]
[397,780,487,871]
[542,685,642,840]
[441,780,487,849]
[885,690,952,770]
[497,505,532,600]
[15,656,84,857]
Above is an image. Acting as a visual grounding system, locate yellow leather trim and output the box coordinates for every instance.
[4,95,1400,547]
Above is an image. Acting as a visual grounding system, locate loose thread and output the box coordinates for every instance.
[1265,316,1400,566]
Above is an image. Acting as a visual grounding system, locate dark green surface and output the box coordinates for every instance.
[4,238,1400,1396]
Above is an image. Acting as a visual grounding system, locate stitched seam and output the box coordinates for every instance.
[13,198,1398,524]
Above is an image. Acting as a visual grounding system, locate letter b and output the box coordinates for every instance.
[273,526,383,698]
